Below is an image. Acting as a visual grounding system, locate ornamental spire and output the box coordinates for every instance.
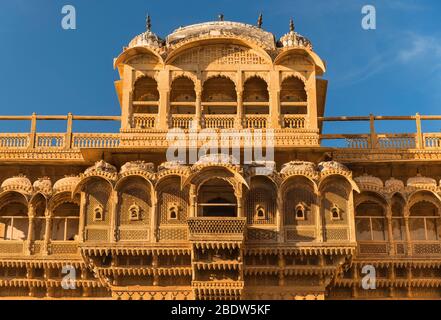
[257,13,263,28]
[289,18,295,32]
[146,14,151,31]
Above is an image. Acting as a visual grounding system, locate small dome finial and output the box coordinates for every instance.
[289,18,295,32]
[218,13,224,21]
[257,13,263,28]
[146,14,151,31]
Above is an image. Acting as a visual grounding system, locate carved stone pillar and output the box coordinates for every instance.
[278,254,285,286]
[158,89,170,130]
[189,185,197,218]
[78,192,87,242]
[43,210,52,255]
[151,192,158,242]
[121,66,134,130]
[386,206,394,255]
[235,91,243,129]
[276,192,284,242]
[110,191,119,242]
[269,90,281,129]
[26,207,35,255]
[195,89,202,130]
[404,214,412,255]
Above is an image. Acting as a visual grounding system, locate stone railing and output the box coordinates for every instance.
[171,114,195,129]
[133,113,156,129]
[283,114,306,129]
[346,136,370,149]
[187,217,246,241]
[72,133,120,148]
[203,114,236,129]
[0,113,440,152]
[424,133,441,149]
[245,115,268,129]
[0,241,25,256]
[357,241,389,255]
[377,134,416,149]
[36,133,65,148]
[0,133,29,148]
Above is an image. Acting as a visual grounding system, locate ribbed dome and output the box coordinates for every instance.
[278,19,312,50]
[128,30,164,49]
[279,31,312,49]
[127,15,164,49]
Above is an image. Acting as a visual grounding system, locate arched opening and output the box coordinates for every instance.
[355,193,388,241]
[132,76,159,129]
[281,76,307,104]
[31,194,46,241]
[134,76,159,102]
[157,176,189,225]
[243,77,269,129]
[198,178,237,217]
[170,76,196,129]
[391,193,406,241]
[0,193,28,241]
[202,76,237,129]
[409,193,441,241]
[245,176,276,225]
[280,76,307,129]
[116,177,151,230]
[52,200,80,241]
[282,176,316,231]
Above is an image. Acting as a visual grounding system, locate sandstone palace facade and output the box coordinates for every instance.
[0,17,441,300]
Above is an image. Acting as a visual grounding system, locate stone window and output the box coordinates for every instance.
[331,205,341,220]
[295,203,306,220]
[168,203,179,220]
[94,205,104,221]
[129,204,141,221]
[255,205,266,220]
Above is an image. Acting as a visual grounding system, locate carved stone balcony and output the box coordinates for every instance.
[203,114,236,129]
[171,114,194,129]
[187,217,246,242]
[133,113,156,129]
[245,115,268,129]
[283,114,307,129]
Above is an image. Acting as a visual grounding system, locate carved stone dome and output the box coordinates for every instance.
[1,175,33,194]
[128,30,164,49]
[279,31,312,50]
[407,175,437,188]
[354,174,383,189]
[120,161,155,174]
[280,161,317,176]
[53,175,80,194]
[33,177,52,195]
[278,19,312,50]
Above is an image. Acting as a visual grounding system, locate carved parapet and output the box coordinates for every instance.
[112,287,193,300]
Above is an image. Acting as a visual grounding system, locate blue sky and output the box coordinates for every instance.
[0,0,440,134]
